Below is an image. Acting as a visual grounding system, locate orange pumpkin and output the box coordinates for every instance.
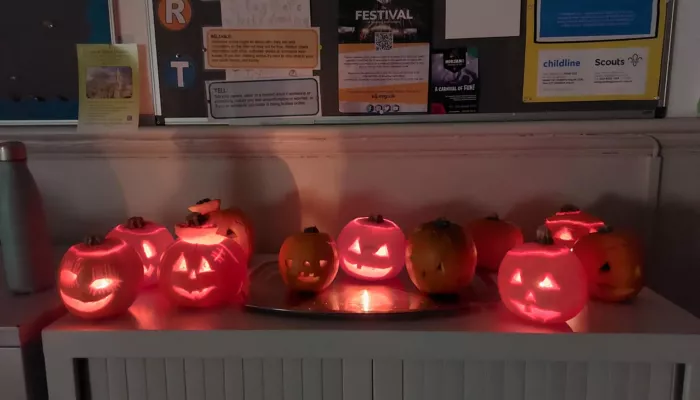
[406,219,477,294]
[468,214,524,271]
[57,235,143,320]
[573,225,643,302]
[189,198,254,263]
[278,226,339,292]
[107,216,174,287]
[498,226,588,324]
[159,214,248,308]
[545,204,605,248]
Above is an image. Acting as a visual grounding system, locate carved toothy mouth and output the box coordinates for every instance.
[60,290,115,313]
[297,273,321,283]
[343,259,392,279]
[510,300,562,323]
[596,284,637,297]
[172,286,215,301]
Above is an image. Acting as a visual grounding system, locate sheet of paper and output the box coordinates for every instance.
[219,0,312,81]
[77,44,139,132]
[536,0,659,42]
[445,0,520,39]
[338,0,432,114]
[430,48,479,114]
[522,0,666,103]
[207,77,320,120]
[203,28,319,70]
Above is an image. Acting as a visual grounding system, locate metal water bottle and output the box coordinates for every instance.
[0,141,54,293]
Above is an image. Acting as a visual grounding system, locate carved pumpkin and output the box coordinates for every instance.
[545,204,605,248]
[278,226,339,292]
[337,215,406,281]
[57,235,143,320]
[159,214,248,308]
[406,219,477,294]
[468,214,524,271]
[498,226,588,324]
[106,216,174,287]
[189,198,254,264]
[573,226,643,302]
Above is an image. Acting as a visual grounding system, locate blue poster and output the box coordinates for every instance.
[536,0,658,42]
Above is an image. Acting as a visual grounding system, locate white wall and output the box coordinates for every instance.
[4,120,700,317]
[667,0,700,117]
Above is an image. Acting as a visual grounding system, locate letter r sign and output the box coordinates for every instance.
[157,0,192,31]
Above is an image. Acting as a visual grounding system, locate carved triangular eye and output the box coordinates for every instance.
[173,254,187,272]
[198,259,213,273]
[510,269,522,285]
[538,274,561,291]
[142,241,156,258]
[374,245,389,257]
[349,239,361,254]
[599,263,611,273]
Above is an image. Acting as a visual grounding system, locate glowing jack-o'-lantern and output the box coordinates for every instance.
[573,225,643,302]
[159,214,248,308]
[545,204,605,248]
[336,215,406,281]
[498,226,588,324]
[278,226,339,292]
[188,198,254,264]
[468,214,524,271]
[57,235,143,320]
[406,219,477,294]
[106,216,174,287]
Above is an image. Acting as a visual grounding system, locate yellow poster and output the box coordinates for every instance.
[77,44,140,132]
[523,0,665,102]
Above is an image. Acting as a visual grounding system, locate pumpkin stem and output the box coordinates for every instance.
[433,218,452,229]
[185,212,209,227]
[535,226,555,245]
[367,214,384,224]
[84,235,104,246]
[303,226,320,233]
[560,204,580,213]
[485,213,500,221]
[196,198,212,205]
[125,216,146,229]
[597,225,614,233]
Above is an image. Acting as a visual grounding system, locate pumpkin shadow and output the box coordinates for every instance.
[29,156,128,245]
[395,200,489,233]
[646,199,700,317]
[504,195,563,240]
[168,129,302,254]
[588,193,650,239]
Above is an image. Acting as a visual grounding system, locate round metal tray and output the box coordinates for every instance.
[245,261,501,318]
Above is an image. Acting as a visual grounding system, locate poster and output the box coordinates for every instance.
[523,0,665,103]
[77,44,139,132]
[537,0,659,42]
[204,28,319,70]
[430,48,479,114]
[338,0,431,114]
[219,0,313,81]
[445,0,520,39]
[207,77,320,120]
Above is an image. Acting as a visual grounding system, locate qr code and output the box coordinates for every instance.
[374,32,393,51]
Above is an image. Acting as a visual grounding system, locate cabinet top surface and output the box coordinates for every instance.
[45,256,700,337]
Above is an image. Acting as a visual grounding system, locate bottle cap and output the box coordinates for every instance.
[0,141,27,161]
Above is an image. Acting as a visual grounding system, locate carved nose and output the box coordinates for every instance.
[525,291,536,303]
[188,270,197,280]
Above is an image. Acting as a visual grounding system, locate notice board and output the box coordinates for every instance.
[0,0,113,124]
[147,0,675,125]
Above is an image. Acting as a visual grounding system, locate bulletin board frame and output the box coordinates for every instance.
[0,0,116,126]
[146,0,678,126]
